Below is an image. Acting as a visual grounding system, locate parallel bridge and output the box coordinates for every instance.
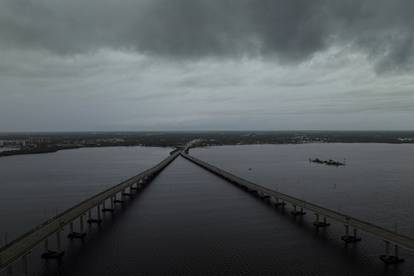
[1,144,413,274]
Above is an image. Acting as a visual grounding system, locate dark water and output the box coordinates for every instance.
[39,157,411,275]
[0,146,171,242]
[193,144,414,235]
[1,144,414,275]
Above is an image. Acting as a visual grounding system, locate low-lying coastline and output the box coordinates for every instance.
[1,131,413,158]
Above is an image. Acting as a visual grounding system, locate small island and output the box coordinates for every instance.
[309,158,346,166]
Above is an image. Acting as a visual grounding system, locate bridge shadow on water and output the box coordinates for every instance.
[39,157,409,276]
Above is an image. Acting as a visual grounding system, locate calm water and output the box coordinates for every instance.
[1,144,414,275]
[193,144,414,235]
[0,146,171,242]
[39,156,412,275]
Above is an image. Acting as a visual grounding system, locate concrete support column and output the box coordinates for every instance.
[341,224,361,243]
[44,238,49,251]
[56,231,62,252]
[291,205,306,216]
[379,241,404,264]
[68,215,87,239]
[22,254,28,276]
[313,214,330,228]
[97,204,102,220]
[395,245,399,259]
[42,231,64,259]
[80,215,84,233]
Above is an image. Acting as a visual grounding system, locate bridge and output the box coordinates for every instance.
[1,144,413,274]
[0,151,180,275]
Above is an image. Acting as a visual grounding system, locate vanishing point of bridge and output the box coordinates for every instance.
[1,142,413,275]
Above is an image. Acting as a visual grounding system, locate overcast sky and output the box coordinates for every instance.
[1,0,414,131]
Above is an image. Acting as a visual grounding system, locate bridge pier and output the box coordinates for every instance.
[131,183,139,191]
[313,214,330,228]
[102,197,115,213]
[41,230,64,260]
[380,241,404,264]
[44,238,49,252]
[87,205,103,224]
[260,194,271,201]
[114,193,124,204]
[291,205,306,216]
[272,198,286,208]
[122,187,133,198]
[341,225,361,244]
[67,215,87,240]
[139,178,145,188]
[22,254,28,276]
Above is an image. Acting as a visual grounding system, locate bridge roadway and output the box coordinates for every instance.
[181,152,414,261]
[0,151,180,272]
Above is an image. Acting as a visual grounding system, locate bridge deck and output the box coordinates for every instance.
[0,152,180,270]
[181,152,414,251]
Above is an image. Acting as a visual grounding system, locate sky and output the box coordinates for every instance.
[0,0,414,131]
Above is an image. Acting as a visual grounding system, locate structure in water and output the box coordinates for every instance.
[309,158,346,166]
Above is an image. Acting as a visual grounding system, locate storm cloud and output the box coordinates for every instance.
[1,1,414,131]
[1,0,414,71]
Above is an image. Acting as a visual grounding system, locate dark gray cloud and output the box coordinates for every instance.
[1,0,414,131]
[1,0,414,71]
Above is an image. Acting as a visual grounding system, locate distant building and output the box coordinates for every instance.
[0,139,27,147]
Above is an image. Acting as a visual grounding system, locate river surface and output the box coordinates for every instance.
[0,146,171,242]
[192,143,414,236]
[1,144,414,275]
[43,155,413,275]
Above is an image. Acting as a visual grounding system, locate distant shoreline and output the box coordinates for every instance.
[0,144,175,158]
[1,131,413,158]
[1,140,414,158]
